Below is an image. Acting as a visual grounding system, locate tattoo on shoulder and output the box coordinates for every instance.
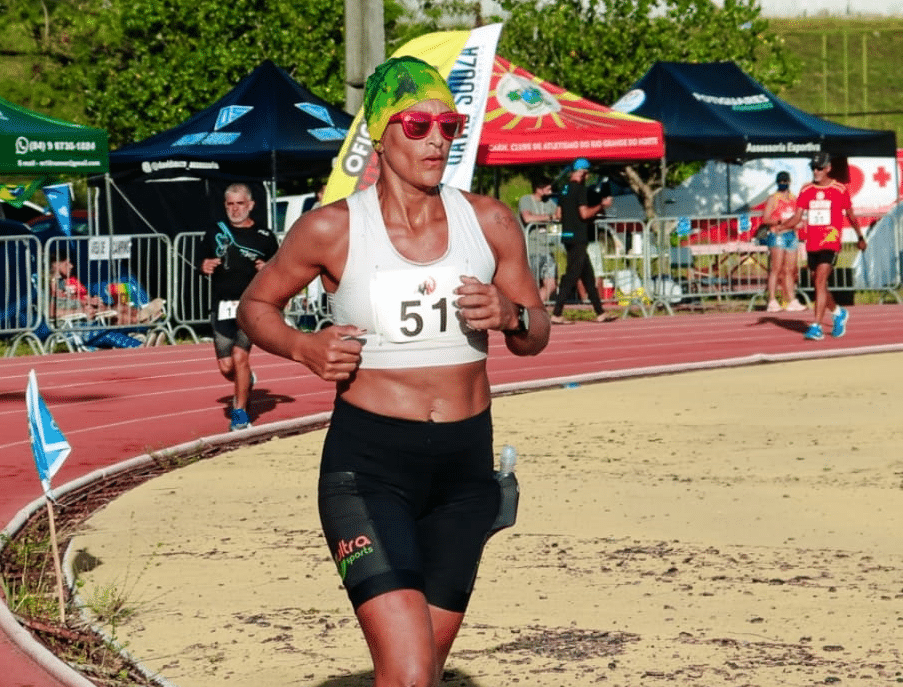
[494,209,518,232]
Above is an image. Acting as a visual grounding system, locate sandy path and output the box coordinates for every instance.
[69,352,903,687]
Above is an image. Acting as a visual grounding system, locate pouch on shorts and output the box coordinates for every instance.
[490,471,519,534]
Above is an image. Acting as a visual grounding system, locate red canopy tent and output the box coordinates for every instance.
[476,56,664,166]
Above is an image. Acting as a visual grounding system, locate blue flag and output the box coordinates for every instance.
[43,183,73,236]
[26,370,71,497]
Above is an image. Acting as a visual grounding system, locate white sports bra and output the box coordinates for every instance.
[329,184,496,369]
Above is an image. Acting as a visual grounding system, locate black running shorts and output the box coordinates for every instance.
[318,397,500,613]
[807,249,838,271]
[210,309,251,359]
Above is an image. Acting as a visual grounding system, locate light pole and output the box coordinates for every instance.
[344,0,385,113]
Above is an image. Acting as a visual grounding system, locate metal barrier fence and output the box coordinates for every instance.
[1,234,177,355]
[648,213,770,311]
[525,210,902,315]
[171,232,212,338]
[40,234,175,352]
[648,212,902,311]
[525,218,650,315]
[4,211,901,355]
[0,235,43,355]
[170,231,333,334]
[1,229,335,356]
[867,207,903,299]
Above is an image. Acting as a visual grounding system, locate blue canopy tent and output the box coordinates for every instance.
[612,61,897,164]
[94,60,353,237]
[610,61,900,299]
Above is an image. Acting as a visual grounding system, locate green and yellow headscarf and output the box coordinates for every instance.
[363,56,457,143]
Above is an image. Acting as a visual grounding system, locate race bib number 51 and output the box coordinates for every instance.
[371,266,460,343]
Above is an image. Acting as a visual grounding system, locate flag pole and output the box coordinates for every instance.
[25,369,71,624]
[44,497,66,624]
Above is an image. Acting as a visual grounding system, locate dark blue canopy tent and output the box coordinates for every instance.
[93,60,353,237]
[612,61,896,163]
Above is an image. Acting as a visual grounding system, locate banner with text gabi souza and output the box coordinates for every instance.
[321,24,502,205]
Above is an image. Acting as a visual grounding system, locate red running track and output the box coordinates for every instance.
[2,304,902,687]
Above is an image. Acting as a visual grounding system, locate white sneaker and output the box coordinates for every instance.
[784,299,807,312]
[766,299,782,312]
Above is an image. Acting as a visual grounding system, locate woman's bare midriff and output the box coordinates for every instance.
[338,359,491,422]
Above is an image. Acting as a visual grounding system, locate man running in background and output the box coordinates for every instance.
[775,152,866,340]
[199,183,279,430]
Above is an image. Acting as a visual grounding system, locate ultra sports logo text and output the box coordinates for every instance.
[334,535,375,580]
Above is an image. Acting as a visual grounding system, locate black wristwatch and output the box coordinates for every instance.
[503,304,529,335]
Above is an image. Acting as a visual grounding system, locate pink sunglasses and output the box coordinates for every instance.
[387,111,468,141]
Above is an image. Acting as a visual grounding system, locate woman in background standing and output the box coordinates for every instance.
[762,171,806,312]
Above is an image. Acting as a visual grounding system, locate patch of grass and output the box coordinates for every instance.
[855,287,903,304]
[0,458,218,686]
[771,18,903,142]
[0,532,61,621]
[76,515,156,620]
[76,536,162,646]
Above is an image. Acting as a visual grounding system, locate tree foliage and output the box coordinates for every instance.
[497,0,801,215]
[2,0,802,213]
[0,1,80,122]
[2,0,365,147]
[50,0,350,147]
[498,0,798,105]
[1,0,424,148]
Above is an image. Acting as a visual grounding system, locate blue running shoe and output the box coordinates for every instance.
[229,408,252,432]
[831,307,849,338]
[804,323,824,341]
